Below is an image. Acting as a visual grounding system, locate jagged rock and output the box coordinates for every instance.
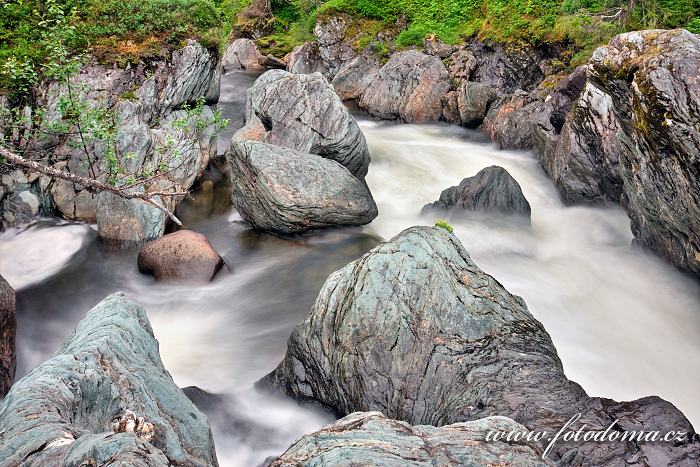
[313,16,356,77]
[331,54,380,101]
[423,35,455,58]
[443,81,497,127]
[421,166,531,220]
[586,29,700,276]
[359,50,451,123]
[547,66,587,132]
[250,69,370,178]
[447,49,478,83]
[259,226,699,464]
[226,141,377,234]
[96,192,167,247]
[482,92,545,149]
[0,292,218,466]
[286,42,328,75]
[0,274,15,398]
[269,412,553,466]
[468,41,544,93]
[137,230,224,282]
[222,38,265,73]
[1,189,40,227]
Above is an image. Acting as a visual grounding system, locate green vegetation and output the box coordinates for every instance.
[434,219,454,233]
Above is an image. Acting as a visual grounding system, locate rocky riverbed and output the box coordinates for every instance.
[0,22,699,467]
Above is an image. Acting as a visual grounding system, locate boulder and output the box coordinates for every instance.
[222,38,265,73]
[446,49,478,84]
[269,412,553,467]
[1,188,40,227]
[331,54,380,101]
[359,50,451,123]
[259,226,699,464]
[468,41,544,93]
[250,69,370,179]
[482,92,545,149]
[96,192,167,247]
[0,274,15,398]
[313,16,356,77]
[286,42,328,75]
[421,166,531,220]
[586,29,700,276]
[226,141,377,234]
[443,81,497,127]
[137,230,224,282]
[0,292,218,466]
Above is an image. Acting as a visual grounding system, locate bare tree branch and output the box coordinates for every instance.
[0,146,184,226]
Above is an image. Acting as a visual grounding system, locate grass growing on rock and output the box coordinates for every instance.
[434,219,454,233]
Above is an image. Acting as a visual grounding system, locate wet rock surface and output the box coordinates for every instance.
[137,230,224,282]
[269,412,553,467]
[260,226,700,464]
[250,70,371,179]
[0,292,218,466]
[421,166,531,220]
[226,141,377,234]
[0,274,15,398]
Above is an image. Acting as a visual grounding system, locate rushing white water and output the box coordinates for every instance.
[2,115,699,466]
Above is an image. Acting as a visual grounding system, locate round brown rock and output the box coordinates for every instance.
[137,230,224,282]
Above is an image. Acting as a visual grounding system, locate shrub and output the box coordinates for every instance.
[434,219,454,233]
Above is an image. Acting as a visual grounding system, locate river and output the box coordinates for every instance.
[0,72,699,466]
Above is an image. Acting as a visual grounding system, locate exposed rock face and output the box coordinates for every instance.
[468,41,545,93]
[250,69,370,178]
[269,412,552,467]
[1,40,219,239]
[259,226,700,464]
[359,51,451,123]
[222,39,265,73]
[96,192,167,247]
[286,42,328,75]
[423,35,455,58]
[443,81,497,127]
[226,141,377,234]
[482,92,544,149]
[585,29,700,276]
[313,16,356,77]
[421,166,531,220]
[0,292,218,466]
[0,274,15,398]
[331,54,380,101]
[446,49,478,84]
[137,230,224,282]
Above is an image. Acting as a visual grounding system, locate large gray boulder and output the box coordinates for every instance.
[259,226,699,464]
[586,29,700,277]
[313,16,357,77]
[226,141,377,234]
[250,69,370,179]
[286,42,328,75]
[359,50,451,123]
[0,274,15,398]
[0,292,218,466]
[443,81,497,127]
[269,412,552,466]
[221,38,265,73]
[331,54,380,101]
[421,166,531,221]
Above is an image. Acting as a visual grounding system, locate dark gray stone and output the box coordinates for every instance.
[269,412,553,466]
[443,81,497,128]
[421,166,531,220]
[286,42,328,75]
[0,274,15,398]
[251,69,371,179]
[0,292,218,466]
[259,226,699,465]
[226,141,377,234]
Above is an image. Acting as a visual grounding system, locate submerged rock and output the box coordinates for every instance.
[138,230,224,282]
[250,70,370,179]
[259,226,699,464]
[421,166,531,220]
[359,50,451,123]
[0,292,218,466]
[269,412,552,466]
[226,141,377,234]
[222,38,265,73]
[586,29,700,277]
[0,274,15,398]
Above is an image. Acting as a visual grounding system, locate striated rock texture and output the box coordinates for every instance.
[585,29,700,276]
[359,51,451,123]
[286,42,328,75]
[331,54,380,101]
[0,274,15,398]
[260,226,700,464]
[250,70,370,179]
[0,292,218,466]
[138,230,224,282]
[313,16,357,78]
[269,412,552,467]
[421,166,531,220]
[443,81,497,128]
[468,41,545,93]
[226,141,377,234]
[222,38,265,73]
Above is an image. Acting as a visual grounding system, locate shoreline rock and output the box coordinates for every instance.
[0,274,15,398]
